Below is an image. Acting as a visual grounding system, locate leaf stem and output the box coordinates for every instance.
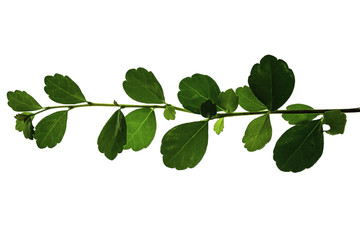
[31,102,192,116]
[29,102,360,120]
[214,107,360,119]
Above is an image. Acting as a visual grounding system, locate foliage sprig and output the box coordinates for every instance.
[7,55,359,172]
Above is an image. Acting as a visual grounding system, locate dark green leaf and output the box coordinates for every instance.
[97,109,127,160]
[248,55,295,111]
[200,100,217,118]
[242,113,272,151]
[23,118,35,140]
[178,74,220,113]
[34,111,68,148]
[15,118,26,132]
[124,108,156,151]
[15,113,35,140]
[218,89,238,113]
[44,74,87,104]
[214,118,224,135]
[323,110,347,135]
[123,68,165,104]
[161,121,208,170]
[235,86,266,111]
[163,105,176,120]
[273,120,324,172]
[7,90,42,111]
[282,104,319,124]
[15,112,31,121]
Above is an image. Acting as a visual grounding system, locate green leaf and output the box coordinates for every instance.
[7,90,42,111]
[23,118,35,140]
[161,121,208,170]
[15,118,26,132]
[97,109,127,160]
[323,110,347,135]
[248,55,295,111]
[273,120,324,172]
[124,108,156,151]
[282,104,319,124]
[218,89,238,113]
[123,68,165,104]
[44,74,87,104]
[15,112,32,121]
[200,100,217,118]
[15,113,35,140]
[242,113,272,151]
[34,111,68,148]
[163,105,176,120]
[214,118,224,135]
[235,86,266,111]
[178,74,220,113]
[113,100,120,106]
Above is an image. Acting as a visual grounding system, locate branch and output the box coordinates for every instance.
[6,55,358,172]
[214,107,360,119]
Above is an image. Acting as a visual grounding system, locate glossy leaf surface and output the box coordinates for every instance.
[242,113,272,151]
[200,100,217,118]
[124,108,156,151]
[178,74,220,113]
[34,111,68,148]
[282,104,319,124]
[161,121,208,170]
[123,68,165,104]
[214,118,224,135]
[248,55,295,111]
[163,105,176,120]
[323,110,347,135]
[7,90,42,111]
[97,109,127,160]
[236,86,266,111]
[44,74,87,104]
[273,120,324,172]
[218,89,238,113]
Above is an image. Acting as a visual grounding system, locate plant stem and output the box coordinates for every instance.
[214,107,360,119]
[32,102,192,116]
[30,102,360,119]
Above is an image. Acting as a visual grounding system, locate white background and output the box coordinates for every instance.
[1,0,360,239]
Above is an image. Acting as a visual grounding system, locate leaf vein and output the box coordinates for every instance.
[38,111,67,147]
[127,109,154,144]
[169,121,208,168]
[285,121,321,166]
[48,80,84,101]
